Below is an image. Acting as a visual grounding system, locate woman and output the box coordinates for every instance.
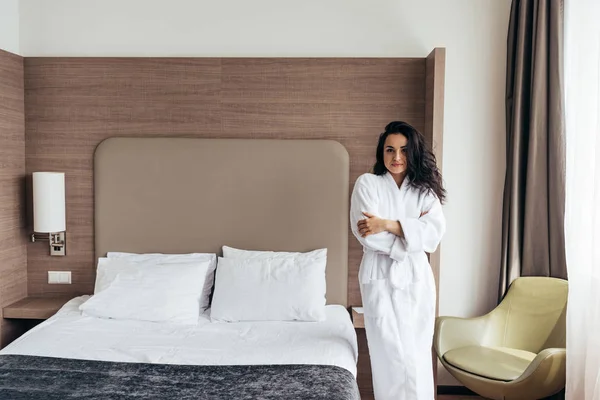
[350,121,446,400]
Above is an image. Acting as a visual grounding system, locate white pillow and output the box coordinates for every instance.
[99,252,217,310]
[210,252,327,322]
[222,246,327,260]
[81,259,209,325]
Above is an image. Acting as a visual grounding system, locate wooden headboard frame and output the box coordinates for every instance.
[23,48,446,396]
[425,48,446,396]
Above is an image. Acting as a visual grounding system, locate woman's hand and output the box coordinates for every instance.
[357,212,389,237]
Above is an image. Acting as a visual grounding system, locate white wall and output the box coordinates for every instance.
[19,0,511,384]
[0,0,20,54]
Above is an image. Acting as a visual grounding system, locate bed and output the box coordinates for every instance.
[0,138,358,399]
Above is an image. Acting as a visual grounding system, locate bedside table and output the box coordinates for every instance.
[351,306,364,328]
[351,306,373,397]
[3,296,72,320]
[2,296,73,347]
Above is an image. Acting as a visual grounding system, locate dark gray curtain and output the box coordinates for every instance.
[500,0,567,299]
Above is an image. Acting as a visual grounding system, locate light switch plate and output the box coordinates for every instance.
[48,271,71,284]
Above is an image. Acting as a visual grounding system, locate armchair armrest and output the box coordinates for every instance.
[514,347,566,383]
[434,315,490,357]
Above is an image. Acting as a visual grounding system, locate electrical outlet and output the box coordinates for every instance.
[48,271,71,284]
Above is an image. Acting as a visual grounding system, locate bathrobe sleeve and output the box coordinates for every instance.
[398,191,446,254]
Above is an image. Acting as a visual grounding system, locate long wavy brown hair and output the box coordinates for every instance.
[373,121,447,203]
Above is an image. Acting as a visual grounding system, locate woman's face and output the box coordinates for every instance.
[383,133,408,177]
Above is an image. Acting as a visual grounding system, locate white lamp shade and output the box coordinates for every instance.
[33,172,66,233]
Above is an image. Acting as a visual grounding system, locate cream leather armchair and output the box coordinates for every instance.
[434,277,567,400]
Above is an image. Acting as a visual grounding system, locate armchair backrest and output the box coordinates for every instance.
[490,277,568,353]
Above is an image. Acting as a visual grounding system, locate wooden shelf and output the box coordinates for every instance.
[3,296,72,320]
[351,306,364,328]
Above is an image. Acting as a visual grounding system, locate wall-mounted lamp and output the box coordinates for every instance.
[31,172,66,256]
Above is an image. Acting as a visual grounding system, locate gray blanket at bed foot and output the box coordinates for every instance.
[0,354,360,400]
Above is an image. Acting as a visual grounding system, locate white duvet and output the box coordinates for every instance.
[0,296,358,377]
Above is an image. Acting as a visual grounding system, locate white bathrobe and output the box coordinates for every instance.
[350,172,446,400]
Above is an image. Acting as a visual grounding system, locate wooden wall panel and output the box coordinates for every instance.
[24,58,222,296]
[425,48,446,399]
[0,49,27,347]
[24,57,427,304]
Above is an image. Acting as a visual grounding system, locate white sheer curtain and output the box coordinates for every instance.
[564,0,600,399]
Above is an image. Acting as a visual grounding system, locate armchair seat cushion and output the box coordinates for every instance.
[443,346,537,381]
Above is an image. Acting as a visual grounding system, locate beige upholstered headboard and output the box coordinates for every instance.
[94,137,349,306]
